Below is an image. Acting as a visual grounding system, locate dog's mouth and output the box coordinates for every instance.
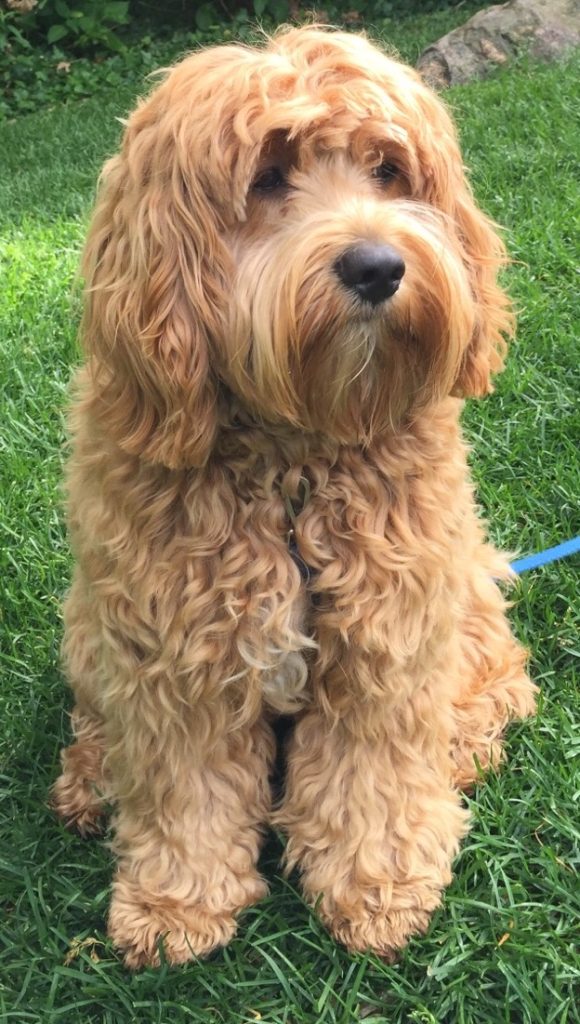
[348,285,404,325]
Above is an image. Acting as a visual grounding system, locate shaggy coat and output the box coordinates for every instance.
[53,26,536,967]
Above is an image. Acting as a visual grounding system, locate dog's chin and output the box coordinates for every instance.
[297,323,422,442]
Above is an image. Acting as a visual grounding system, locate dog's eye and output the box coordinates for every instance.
[252,167,287,194]
[372,161,398,184]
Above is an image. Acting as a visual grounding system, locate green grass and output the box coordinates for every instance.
[1,13,579,1024]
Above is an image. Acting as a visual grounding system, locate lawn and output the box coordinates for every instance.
[1,8,579,1024]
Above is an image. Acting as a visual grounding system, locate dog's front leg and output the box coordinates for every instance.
[277,677,468,958]
[105,686,274,968]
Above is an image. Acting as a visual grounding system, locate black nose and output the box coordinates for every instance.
[334,243,406,305]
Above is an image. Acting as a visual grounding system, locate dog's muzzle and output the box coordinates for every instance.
[334,242,406,305]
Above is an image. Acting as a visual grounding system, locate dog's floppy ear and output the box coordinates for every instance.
[419,90,514,398]
[448,178,514,397]
[81,90,227,469]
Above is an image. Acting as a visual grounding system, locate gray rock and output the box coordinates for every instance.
[417,0,580,88]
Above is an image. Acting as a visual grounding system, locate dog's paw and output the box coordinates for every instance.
[51,771,106,836]
[315,880,443,960]
[108,875,266,968]
[326,905,435,960]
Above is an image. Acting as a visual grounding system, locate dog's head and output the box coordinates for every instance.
[83,26,513,467]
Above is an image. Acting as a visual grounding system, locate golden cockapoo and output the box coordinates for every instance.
[53,26,537,968]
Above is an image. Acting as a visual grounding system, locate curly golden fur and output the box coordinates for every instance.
[52,26,537,968]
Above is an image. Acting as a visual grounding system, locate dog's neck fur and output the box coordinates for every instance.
[210,396,464,520]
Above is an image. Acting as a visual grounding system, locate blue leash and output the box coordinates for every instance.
[510,536,580,574]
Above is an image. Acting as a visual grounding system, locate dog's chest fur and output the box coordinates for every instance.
[214,402,470,713]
